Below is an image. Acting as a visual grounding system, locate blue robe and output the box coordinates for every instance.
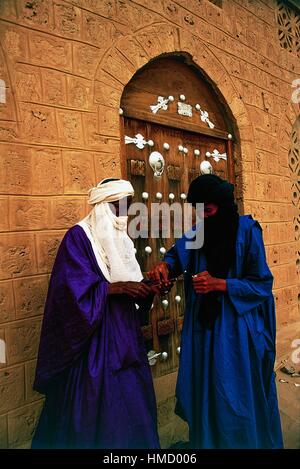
[32,225,160,449]
[164,215,283,449]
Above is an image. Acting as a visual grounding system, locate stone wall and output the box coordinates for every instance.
[0,0,299,448]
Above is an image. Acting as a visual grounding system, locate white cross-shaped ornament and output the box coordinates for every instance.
[150,95,174,114]
[206,149,227,162]
[125,133,153,150]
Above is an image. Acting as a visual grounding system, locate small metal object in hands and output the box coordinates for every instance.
[143,277,177,296]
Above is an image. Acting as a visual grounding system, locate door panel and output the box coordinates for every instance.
[123,117,231,378]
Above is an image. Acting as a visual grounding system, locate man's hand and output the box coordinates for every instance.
[108,281,154,299]
[192,271,227,294]
[147,262,175,295]
[147,261,170,283]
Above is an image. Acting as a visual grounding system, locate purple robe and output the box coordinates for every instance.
[32,225,160,449]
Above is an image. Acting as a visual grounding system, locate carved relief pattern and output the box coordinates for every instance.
[277,1,300,58]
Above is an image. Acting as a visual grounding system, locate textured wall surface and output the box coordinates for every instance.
[0,0,299,448]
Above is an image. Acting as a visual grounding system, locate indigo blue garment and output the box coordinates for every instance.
[164,215,283,449]
[32,225,160,449]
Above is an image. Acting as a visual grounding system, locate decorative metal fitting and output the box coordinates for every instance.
[200,160,213,174]
[147,350,168,366]
[149,152,165,178]
[195,104,215,129]
[147,350,160,366]
[178,102,192,117]
[205,149,227,162]
[150,95,174,114]
[125,133,154,150]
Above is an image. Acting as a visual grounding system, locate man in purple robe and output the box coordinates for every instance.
[32,178,165,449]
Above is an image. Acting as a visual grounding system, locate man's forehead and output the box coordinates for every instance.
[204,202,217,207]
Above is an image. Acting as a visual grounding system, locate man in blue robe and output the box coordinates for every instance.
[32,178,168,449]
[148,174,283,449]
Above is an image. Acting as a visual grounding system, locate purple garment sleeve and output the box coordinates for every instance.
[34,225,109,392]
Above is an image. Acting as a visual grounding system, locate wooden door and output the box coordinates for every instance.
[120,56,235,378]
[122,117,232,378]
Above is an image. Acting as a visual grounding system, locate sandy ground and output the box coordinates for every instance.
[277,365,300,449]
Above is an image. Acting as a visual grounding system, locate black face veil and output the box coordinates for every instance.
[187,174,240,328]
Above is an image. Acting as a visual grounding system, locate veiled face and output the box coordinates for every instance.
[204,202,218,218]
[109,196,133,217]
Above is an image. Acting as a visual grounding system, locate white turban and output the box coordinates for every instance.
[77,178,143,283]
[88,178,135,205]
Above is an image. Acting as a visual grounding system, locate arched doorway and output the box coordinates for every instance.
[120,54,237,379]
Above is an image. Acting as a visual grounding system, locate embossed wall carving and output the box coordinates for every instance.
[277,1,300,58]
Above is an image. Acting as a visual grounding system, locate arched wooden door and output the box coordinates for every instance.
[120,56,235,379]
